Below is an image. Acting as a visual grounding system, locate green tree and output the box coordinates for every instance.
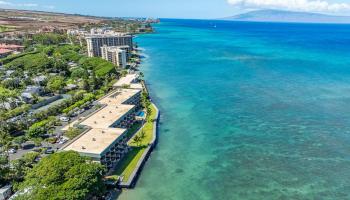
[0,129,12,186]
[42,46,55,56]
[10,152,40,182]
[0,155,10,186]
[32,33,67,45]
[79,57,115,77]
[6,53,52,73]
[65,127,81,139]
[139,130,146,140]
[0,86,16,108]
[138,72,144,80]
[71,67,89,80]
[0,128,12,153]
[26,122,46,138]
[47,76,66,93]
[146,105,152,122]
[132,135,142,147]
[1,78,20,89]
[16,151,106,200]
[26,117,56,138]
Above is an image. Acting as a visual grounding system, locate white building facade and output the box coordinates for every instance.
[86,34,133,57]
[101,46,127,68]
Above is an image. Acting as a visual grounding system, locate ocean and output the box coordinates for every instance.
[119,19,350,200]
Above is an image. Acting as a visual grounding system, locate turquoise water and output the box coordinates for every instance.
[120,20,350,200]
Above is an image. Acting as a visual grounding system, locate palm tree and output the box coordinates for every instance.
[138,72,144,80]
[0,129,12,157]
[139,130,146,140]
[132,135,141,147]
[146,105,152,122]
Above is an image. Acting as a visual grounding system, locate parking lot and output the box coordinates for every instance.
[8,102,100,161]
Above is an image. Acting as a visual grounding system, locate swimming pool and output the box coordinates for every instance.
[137,111,145,117]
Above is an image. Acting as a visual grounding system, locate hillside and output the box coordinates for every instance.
[0,8,149,35]
[0,9,104,33]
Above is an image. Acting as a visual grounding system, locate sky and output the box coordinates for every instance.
[0,0,350,19]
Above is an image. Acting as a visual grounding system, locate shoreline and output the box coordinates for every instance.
[117,43,160,188]
[119,101,160,188]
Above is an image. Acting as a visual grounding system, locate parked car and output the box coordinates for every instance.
[32,148,42,153]
[60,116,70,122]
[41,134,51,139]
[45,149,54,154]
[21,142,35,150]
[8,148,17,154]
[58,138,68,145]
[34,157,41,163]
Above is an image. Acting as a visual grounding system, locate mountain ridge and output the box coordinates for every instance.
[220,9,350,24]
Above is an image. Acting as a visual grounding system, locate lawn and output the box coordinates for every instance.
[129,104,157,147]
[113,103,158,182]
[112,147,146,182]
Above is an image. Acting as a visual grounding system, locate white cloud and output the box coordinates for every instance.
[0,0,54,9]
[0,1,12,5]
[227,0,350,13]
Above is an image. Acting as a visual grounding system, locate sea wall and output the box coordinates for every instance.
[119,102,160,188]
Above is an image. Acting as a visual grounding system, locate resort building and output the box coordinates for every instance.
[115,45,132,60]
[63,128,129,168]
[98,88,142,109]
[62,88,142,170]
[0,44,24,52]
[79,104,137,129]
[85,33,133,57]
[101,46,127,68]
[0,48,13,58]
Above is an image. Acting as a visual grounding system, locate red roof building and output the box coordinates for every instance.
[0,48,13,58]
[0,44,24,52]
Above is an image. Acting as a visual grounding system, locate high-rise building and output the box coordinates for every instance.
[101,46,127,68]
[85,33,133,57]
[115,45,131,60]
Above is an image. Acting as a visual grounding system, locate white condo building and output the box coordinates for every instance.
[101,46,127,68]
[85,33,133,57]
[62,88,142,170]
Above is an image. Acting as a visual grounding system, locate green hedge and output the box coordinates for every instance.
[79,57,116,77]
[27,116,56,138]
[0,50,38,65]
[0,104,31,120]
[62,93,95,114]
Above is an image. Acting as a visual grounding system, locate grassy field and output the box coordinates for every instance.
[113,103,157,182]
[112,147,146,181]
[0,25,16,33]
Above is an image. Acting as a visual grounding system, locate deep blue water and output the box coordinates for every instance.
[120,19,350,200]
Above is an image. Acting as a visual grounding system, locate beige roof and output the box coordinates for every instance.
[130,83,143,89]
[99,88,140,105]
[61,120,81,131]
[64,128,126,155]
[113,74,139,87]
[62,88,141,157]
[80,104,135,129]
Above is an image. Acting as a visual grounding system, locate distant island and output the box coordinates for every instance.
[220,9,350,24]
